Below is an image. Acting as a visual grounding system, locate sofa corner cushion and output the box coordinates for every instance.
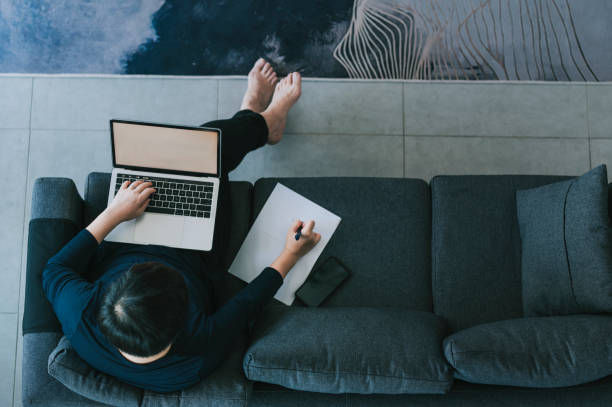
[48,335,252,407]
[48,336,142,407]
[516,164,612,316]
[243,306,453,395]
[443,314,612,388]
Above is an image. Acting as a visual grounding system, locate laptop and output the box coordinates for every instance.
[105,119,221,251]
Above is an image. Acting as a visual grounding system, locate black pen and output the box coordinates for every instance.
[295,225,303,240]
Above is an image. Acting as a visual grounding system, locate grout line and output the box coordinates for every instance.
[402,82,406,177]
[585,84,592,169]
[399,135,588,141]
[19,127,597,141]
[12,76,34,407]
[216,79,220,120]
[0,73,608,85]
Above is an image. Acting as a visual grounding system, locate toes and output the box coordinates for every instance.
[293,72,301,87]
[254,58,266,69]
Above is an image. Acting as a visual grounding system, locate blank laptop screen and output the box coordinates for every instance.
[112,121,218,175]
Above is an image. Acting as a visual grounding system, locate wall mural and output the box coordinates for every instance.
[0,0,609,80]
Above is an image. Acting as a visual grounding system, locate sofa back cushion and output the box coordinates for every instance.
[431,175,572,332]
[244,305,453,394]
[252,178,433,310]
[517,165,612,316]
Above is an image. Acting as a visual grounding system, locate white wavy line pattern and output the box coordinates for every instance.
[333,0,598,80]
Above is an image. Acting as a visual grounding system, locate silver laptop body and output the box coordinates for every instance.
[105,119,221,251]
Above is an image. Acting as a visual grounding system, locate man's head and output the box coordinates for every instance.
[98,262,188,358]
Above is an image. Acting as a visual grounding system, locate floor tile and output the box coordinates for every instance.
[264,134,403,177]
[404,82,588,138]
[0,77,31,129]
[228,145,267,185]
[0,130,29,313]
[404,136,590,182]
[590,139,612,178]
[31,77,218,131]
[0,313,17,407]
[219,79,404,135]
[27,129,112,198]
[587,84,612,139]
[217,79,247,120]
[14,315,22,407]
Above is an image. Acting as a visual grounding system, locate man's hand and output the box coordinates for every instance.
[283,219,321,258]
[270,219,321,279]
[86,180,156,244]
[107,180,156,223]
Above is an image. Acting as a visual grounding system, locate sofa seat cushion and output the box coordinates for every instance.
[252,178,433,310]
[516,165,612,316]
[443,314,612,388]
[243,305,453,394]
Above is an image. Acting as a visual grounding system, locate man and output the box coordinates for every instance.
[42,58,321,392]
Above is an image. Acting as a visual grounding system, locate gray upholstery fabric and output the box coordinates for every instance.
[47,335,250,407]
[25,178,84,334]
[83,172,111,225]
[516,165,612,316]
[25,174,612,406]
[248,376,612,406]
[22,174,255,407]
[443,314,612,388]
[31,177,83,225]
[23,333,110,407]
[430,175,573,333]
[252,177,433,310]
[48,337,142,407]
[244,304,453,394]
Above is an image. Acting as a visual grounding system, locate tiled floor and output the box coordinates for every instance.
[1,74,610,406]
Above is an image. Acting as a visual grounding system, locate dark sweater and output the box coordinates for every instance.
[42,229,283,393]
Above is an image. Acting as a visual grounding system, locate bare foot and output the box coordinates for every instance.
[240,58,278,113]
[261,72,302,145]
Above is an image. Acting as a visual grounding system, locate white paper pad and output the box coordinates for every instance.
[228,183,341,305]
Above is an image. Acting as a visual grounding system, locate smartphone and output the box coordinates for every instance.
[295,256,351,307]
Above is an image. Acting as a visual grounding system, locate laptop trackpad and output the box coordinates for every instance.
[134,214,184,247]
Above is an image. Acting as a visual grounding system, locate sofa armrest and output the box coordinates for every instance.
[23,178,84,335]
[443,314,612,388]
[243,304,453,394]
[31,177,83,224]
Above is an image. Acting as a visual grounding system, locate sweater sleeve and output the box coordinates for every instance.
[42,229,98,337]
[191,267,283,362]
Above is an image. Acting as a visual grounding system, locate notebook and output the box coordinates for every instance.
[228,183,341,305]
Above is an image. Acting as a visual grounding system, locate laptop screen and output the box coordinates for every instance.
[111,120,219,176]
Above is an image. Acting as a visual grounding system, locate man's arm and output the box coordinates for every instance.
[195,249,298,349]
[191,220,322,371]
[42,179,156,336]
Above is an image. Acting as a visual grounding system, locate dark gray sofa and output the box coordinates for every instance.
[22,172,612,406]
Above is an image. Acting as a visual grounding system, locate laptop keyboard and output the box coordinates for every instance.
[114,173,213,218]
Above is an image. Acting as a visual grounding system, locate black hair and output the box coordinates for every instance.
[97,261,188,358]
